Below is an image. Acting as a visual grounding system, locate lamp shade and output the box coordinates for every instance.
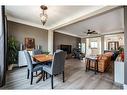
[40,5,48,25]
[40,13,48,25]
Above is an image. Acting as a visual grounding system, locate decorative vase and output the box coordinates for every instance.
[20,43,23,50]
[8,64,14,70]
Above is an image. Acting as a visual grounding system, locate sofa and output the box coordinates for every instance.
[89,52,113,72]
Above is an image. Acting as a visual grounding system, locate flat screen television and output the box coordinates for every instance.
[60,45,72,54]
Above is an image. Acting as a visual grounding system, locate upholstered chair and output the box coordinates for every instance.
[43,50,65,89]
[24,50,44,85]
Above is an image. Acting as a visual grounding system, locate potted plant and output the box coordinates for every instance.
[118,46,124,61]
[118,47,124,54]
[42,51,50,55]
[7,36,19,70]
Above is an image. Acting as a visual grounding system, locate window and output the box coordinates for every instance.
[81,43,85,53]
[91,42,98,48]
[78,43,81,49]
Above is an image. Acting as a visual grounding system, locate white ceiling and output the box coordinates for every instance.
[5,6,123,38]
[6,6,102,28]
[56,7,124,38]
[6,6,110,29]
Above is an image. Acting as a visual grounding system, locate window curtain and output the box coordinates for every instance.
[0,5,7,87]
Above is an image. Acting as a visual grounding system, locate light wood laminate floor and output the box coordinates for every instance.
[0,59,121,89]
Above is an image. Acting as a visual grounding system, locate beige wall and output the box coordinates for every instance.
[53,32,81,52]
[48,30,54,54]
[81,38,86,43]
[8,21,48,51]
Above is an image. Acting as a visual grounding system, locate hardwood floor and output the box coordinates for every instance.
[0,59,121,89]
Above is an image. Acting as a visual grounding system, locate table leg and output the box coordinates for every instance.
[88,59,90,70]
[95,60,98,74]
[36,71,44,83]
[85,59,88,72]
[97,61,98,73]
[95,61,97,74]
[33,72,42,77]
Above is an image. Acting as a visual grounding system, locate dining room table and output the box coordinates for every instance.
[32,54,53,83]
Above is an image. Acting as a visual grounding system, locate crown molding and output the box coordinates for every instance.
[6,6,118,31]
[81,28,124,38]
[101,28,124,35]
[55,30,81,38]
[7,16,48,30]
[6,6,120,38]
[50,6,118,30]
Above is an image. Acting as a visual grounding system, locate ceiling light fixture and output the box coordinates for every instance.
[40,5,48,25]
[119,37,122,40]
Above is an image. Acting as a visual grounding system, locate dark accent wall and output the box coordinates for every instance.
[53,32,81,52]
[124,6,127,85]
[8,21,48,51]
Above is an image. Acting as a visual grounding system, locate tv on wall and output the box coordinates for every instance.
[60,44,72,54]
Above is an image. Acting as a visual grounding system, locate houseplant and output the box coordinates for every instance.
[118,46,124,61]
[8,36,19,70]
[43,51,50,55]
[118,46,124,53]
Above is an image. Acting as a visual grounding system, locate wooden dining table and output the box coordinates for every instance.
[32,54,53,83]
[33,54,53,62]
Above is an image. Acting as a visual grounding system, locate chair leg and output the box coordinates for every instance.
[51,75,53,89]
[62,71,65,82]
[46,72,48,79]
[27,69,29,79]
[36,71,38,75]
[43,71,45,81]
[30,72,33,85]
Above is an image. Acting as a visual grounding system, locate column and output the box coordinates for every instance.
[101,35,104,54]
[48,29,54,55]
[81,38,86,54]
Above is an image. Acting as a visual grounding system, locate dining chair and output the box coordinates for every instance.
[32,49,43,55]
[43,50,65,89]
[24,50,44,85]
[32,49,44,75]
[55,49,63,52]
